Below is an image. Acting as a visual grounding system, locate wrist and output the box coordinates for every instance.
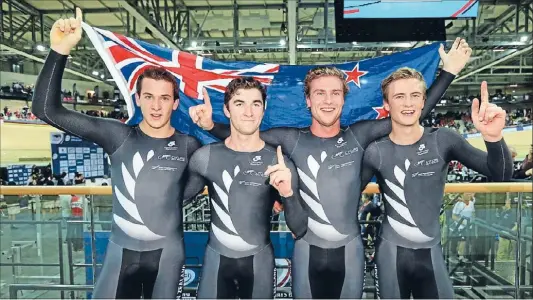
[482,134,503,143]
[281,190,293,198]
[203,121,214,131]
[51,45,71,56]
[442,65,459,76]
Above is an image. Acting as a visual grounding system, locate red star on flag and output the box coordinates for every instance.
[342,63,368,88]
[373,106,389,119]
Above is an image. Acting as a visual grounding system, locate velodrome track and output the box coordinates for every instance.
[1,121,532,165]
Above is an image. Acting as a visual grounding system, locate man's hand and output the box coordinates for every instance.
[50,7,83,56]
[439,37,472,75]
[265,146,293,198]
[471,81,506,142]
[189,88,214,130]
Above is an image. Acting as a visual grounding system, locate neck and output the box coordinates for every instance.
[138,121,175,138]
[310,118,341,138]
[389,122,424,145]
[226,129,264,152]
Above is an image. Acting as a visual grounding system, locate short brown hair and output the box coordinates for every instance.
[381,67,426,102]
[136,66,179,100]
[224,77,267,109]
[304,66,349,97]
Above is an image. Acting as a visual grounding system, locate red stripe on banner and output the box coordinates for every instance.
[128,64,156,91]
[266,65,280,73]
[109,45,140,63]
[344,9,360,15]
[452,0,475,18]
[114,33,166,63]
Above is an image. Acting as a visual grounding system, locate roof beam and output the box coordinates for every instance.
[0,44,103,83]
[116,0,178,48]
[453,45,533,82]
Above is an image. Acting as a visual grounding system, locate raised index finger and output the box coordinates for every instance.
[480,81,489,104]
[202,87,211,107]
[276,146,286,167]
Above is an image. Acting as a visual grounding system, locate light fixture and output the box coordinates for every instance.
[520,35,528,42]
[352,41,358,46]
[191,41,197,47]
[36,45,46,51]
[100,74,105,79]
[280,38,286,46]
[92,71,99,76]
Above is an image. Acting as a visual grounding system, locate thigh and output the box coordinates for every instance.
[340,237,365,299]
[290,239,312,299]
[197,246,229,299]
[414,244,453,299]
[91,241,125,299]
[150,240,185,299]
[375,238,402,299]
[138,248,164,299]
[248,246,275,299]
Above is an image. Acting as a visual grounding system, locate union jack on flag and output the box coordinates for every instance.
[83,23,442,144]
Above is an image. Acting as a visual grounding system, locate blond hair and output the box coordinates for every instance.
[304,66,349,97]
[381,67,426,101]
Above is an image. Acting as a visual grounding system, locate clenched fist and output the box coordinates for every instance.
[50,7,83,56]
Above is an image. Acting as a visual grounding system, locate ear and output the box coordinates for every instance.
[305,96,311,109]
[223,104,230,119]
[173,98,179,110]
[383,100,390,112]
[135,93,141,107]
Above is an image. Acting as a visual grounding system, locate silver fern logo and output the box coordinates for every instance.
[211,165,258,251]
[113,150,165,241]
[384,158,432,243]
[297,151,348,242]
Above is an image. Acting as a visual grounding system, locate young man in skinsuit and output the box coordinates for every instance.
[361,71,513,298]
[32,9,205,299]
[188,40,472,298]
[188,78,307,299]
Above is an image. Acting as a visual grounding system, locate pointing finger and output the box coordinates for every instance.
[76,7,83,22]
[276,146,286,167]
[202,87,211,106]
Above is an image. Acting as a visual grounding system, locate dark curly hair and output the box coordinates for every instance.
[223,77,267,110]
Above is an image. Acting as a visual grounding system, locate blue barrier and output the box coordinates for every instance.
[83,230,295,298]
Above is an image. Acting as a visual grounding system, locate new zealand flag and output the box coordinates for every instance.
[82,23,441,144]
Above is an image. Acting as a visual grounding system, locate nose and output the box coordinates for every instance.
[244,104,253,117]
[324,94,333,105]
[152,98,162,111]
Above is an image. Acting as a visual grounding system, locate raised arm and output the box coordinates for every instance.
[266,147,308,239]
[442,81,513,182]
[183,141,208,204]
[32,9,130,155]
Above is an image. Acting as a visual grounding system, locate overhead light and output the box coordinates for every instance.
[382,50,393,54]
[425,41,431,45]
[352,41,358,46]
[312,51,323,54]
[191,40,197,47]
[92,71,99,76]
[100,74,105,79]
[280,39,286,46]
[36,45,46,51]
[493,49,505,52]
[509,84,518,87]
[520,35,529,42]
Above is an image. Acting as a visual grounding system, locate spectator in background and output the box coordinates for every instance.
[513,144,533,179]
[496,197,517,260]
[450,193,476,260]
[358,194,381,247]
[271,200,284,231]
